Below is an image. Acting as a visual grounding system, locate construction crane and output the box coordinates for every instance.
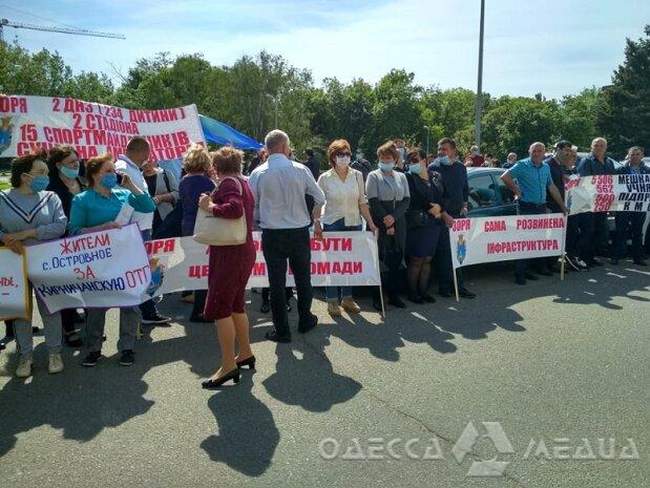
[0,18,125,42]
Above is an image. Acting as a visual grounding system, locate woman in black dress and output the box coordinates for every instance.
[46,145,85,347]
[404,149,453,303]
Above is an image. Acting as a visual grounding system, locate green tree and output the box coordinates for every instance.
[598,25,650,156]
[363,69,424,155]
[558,87,602,151]
[481,96,562,157]
[308,78,373,152]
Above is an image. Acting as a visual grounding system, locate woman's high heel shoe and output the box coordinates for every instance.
[236,355,256,370]
[201,368,240,389]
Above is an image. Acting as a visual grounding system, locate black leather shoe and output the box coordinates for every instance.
[82,351,102,367]
[236,355,256,370]
[298,314,318,334]
[265,330,291,343]
[421,294,436,303]
[202,368,240,389]
[407,293,423,304]
[459,288,476,299]
[524,272,539,280]
[119,350,135,366]
[388,296,406,308]
[438,290,453,298]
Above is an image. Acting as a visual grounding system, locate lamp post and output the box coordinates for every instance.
[266,93,280,128]
[423,125,430,155]
[474,0,485,149]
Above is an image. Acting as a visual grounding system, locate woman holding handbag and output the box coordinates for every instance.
[404,149,451,303]
[197,147,256,389]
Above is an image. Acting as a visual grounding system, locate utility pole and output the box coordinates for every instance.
[423,126,430,155]
[474,0,485,149]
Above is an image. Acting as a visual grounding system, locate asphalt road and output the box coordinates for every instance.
[0,260,648,488]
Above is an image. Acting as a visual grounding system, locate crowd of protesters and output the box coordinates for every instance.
[1,131,648,386]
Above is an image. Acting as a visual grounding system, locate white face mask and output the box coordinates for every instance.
[336,155,351,167]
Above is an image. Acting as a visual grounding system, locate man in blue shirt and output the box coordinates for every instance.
[501,142,568,285]
[575,137,617,266]
[249,130,325,343]
[612,146,649,266]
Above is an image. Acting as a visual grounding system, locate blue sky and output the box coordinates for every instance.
[2,0,649,98]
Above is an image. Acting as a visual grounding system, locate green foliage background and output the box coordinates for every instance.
[2,25,649,160]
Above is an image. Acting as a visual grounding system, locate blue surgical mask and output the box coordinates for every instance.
[408,163,421,174]
[30,175,50,192]
[437,156,451,166]
[378,161,395,172]
[59,165,79,179]
[101,173,118,189]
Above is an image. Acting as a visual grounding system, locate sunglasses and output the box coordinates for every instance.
[336,151,351,157]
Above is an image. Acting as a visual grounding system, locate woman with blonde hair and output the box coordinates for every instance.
[178,144,216,322]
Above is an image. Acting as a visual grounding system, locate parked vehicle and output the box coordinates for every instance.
[466,167,518,217]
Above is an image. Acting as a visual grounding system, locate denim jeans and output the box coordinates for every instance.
[85,306,139,353]
[323,219,362,301]
[15,294,62,357]
[139,229,159,319]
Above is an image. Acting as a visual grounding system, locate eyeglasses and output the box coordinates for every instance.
[335,151,351,157]
[61,157,79,166]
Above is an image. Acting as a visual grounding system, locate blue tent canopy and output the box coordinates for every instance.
[199,115,263,151]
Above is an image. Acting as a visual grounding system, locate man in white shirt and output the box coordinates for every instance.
[116,137,170,325]
[249,130,325,342]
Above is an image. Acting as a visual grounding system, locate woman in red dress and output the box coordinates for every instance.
[198,147,256,389]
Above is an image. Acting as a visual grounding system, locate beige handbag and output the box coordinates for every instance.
[193,176,247,246]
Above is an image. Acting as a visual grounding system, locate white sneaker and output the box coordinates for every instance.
[575,257,588,270]
[16,355,33,378]
[48,353,64,374]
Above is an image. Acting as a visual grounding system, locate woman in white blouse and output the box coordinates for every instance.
[314,139,377,317]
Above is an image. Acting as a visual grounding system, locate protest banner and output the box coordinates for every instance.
[144,231,381,294]
[449,213,566,271]
[0,249,30,321]
[566,174,650,215]
[0,95,205,161]
[25,224,152,313]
